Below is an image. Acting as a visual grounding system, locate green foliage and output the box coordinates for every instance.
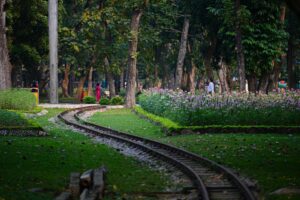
[0,109,36,128]
[7,0,49,82]
[111,96,124,105]
[83,96,96,104]
[99,98,111,105]
[119,88,126,97]
[208,0,287,76]
[134,106,180,130]
[0,89,36,111]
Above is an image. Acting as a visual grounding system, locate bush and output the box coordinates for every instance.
[111,96,124,105]
[139,89,300,126]
[99,98,110,105]
[83,96,96,104]
[0,89,36,111]
[119,88,126,97]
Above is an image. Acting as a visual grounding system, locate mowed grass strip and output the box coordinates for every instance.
[88,108,300,200]
[0,109,36,128]
[0,109,170,200]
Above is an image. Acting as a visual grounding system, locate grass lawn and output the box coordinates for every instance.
[0,109,170,200]
[0,109,37,128]
[88,108,300,200]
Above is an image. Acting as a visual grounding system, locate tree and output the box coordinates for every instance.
[0,0,12,89]
[175,16,189,89]
[49,0,58,103]
[235,0,246,92]
[286,8,300,89]
[7,0,49,88]
[125,9,143,108]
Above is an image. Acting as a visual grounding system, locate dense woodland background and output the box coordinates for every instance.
[0,0,300,105]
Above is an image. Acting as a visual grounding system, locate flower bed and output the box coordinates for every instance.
[139,89,300,126]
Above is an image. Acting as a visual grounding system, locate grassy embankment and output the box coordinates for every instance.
[88,108,300,200]
[0,109,171,200]
[0,109,38,129]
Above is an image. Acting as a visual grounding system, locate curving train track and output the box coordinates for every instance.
[58,106,257,200]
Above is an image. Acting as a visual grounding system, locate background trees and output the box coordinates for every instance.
[0,0,299,104]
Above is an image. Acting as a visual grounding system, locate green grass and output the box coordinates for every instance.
[0,109,170,200]
[0,109,39,129]
[88,108,300,200]
[134,106,300,134]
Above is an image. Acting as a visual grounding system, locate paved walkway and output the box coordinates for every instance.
[39,104,124,109]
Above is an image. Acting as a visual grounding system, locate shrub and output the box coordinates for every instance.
[139,89,300,126]
[0,89,36,111]
[119,88,126,97]
[111,96,124,105]
[83,96,96,104]
[99,98,110,105]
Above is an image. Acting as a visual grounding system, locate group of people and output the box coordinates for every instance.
[80,83,101,102]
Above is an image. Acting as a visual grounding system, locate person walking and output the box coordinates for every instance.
[208,78,214,95]
[95,83,101,102]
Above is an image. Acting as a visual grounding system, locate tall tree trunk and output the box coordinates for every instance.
[0,0,12,89]
[217,72,224,94]
[181,69,188,91]
[39,65,49,96]
[162,63,169,88]
[247,74,257,93]
[76,75,86,100]
[272,4,286,90]
[218,59,229,94]
[287,38,296,89]
[187,64,196,94]
[104,57,116,97]
[87,66,93,96]
[162,43,171,89]
[175,16,189,89]
[225,66,233,92]
[223,63,230,93]
[235,0,246,92]
[154,46,163,87]
[258,73,270,94]
[187,42,196,94]
[125,9,143,108]
[49,0,58,103]
[69,68,74,97]
[62,64,70,97]
[203,37,216,81]
[120,67,124,90]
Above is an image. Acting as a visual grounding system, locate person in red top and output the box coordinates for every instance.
[95,83,101,102]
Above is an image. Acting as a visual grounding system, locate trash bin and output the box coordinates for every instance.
[31,81,39,105]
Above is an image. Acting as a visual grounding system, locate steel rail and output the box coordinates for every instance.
[58,106,257,200]
[58,107,209,200]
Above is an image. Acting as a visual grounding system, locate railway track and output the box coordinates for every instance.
[58,106,257,200]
